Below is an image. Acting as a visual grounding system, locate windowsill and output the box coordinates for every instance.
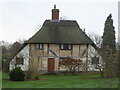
[36,49,43,50]
[60,49,72,50]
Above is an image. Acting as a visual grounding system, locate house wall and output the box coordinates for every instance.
[72,45,79,56]
[9,45,30,71]
[87,45,102,71]
[10,43,98,72]
[49,44,59,56]
[29,44,91,72]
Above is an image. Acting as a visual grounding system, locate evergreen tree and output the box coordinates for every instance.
[102,14,116,53]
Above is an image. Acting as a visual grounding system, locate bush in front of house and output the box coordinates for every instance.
[26,70,40,80]
[9,67,25,81]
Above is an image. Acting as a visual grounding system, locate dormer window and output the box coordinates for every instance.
[36,44,43,50]
[60,44,72,50]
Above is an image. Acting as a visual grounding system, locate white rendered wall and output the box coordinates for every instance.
[87,45,103,71]
[9,44,29,71]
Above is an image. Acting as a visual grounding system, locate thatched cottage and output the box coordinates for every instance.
[10,5,98,73]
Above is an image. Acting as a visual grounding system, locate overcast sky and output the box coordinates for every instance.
[0,0,119,43]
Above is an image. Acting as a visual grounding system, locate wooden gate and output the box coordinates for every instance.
[48,58,54,72]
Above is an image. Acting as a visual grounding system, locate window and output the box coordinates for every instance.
[60,44,72,50]
[36,44,43,50]
[16,57,24,65]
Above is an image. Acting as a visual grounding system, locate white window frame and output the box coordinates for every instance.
[60,44,72,50]
[68,44,72,50]
[36,44,43,50]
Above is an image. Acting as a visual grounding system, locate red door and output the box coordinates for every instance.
[48,58,54,72]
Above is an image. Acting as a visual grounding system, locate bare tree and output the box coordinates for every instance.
[34,24,42,33]
[88,45,105,78]
[91,55,105,78]
[1,40,22,72]
[88,34,102,48]
[87,34,105,77]
[18,39,26,44]
[1,41,12,72]
[88,33,118,78]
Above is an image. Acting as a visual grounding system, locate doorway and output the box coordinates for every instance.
[48,58,54,72]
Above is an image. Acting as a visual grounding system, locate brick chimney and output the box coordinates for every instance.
[52,4,59,20]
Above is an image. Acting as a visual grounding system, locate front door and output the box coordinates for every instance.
[48,58,54,72]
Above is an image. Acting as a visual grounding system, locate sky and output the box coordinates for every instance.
[0,0,119,43]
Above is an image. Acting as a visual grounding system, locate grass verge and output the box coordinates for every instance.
[2,72,119,88]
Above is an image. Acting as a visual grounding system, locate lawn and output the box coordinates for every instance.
[2,72,119,88]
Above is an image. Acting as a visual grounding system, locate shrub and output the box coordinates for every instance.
[26,70,40,80]
[9,67,25,81]
[59,57,83,74]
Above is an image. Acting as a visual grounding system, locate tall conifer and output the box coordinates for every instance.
[102,14,116,53]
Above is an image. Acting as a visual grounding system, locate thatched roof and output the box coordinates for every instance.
[11,20,97,60]
[25,20,94,45]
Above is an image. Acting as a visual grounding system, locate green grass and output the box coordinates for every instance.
[2,72,119,88]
